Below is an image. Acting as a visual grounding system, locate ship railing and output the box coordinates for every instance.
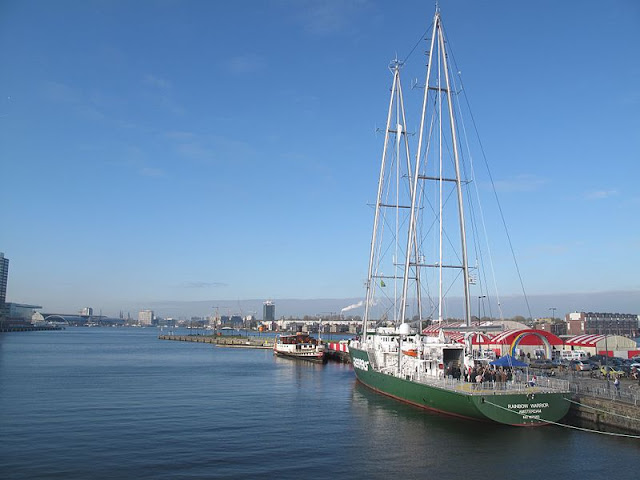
[535,376,570,392]
[412,373,569,395]
[569,381,640,406]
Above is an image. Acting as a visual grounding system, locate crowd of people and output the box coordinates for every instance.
[464,364,514,384]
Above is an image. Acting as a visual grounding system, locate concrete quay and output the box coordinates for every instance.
[159,334,274,349]
[0,324,63,333]
[566,394,640,434]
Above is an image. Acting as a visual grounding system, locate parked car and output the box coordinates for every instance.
[570,360,592,371]
[529,359,555,369]
[600,365,624,378]
[588,354,608,364]
[610,357,626,367]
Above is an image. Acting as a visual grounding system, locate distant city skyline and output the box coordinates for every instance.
[2,1,639,315]
[29,290,640,322]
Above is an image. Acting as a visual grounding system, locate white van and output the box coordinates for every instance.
[561,350,588,361]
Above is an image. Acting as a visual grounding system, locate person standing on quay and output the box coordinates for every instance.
[614,376,621,397]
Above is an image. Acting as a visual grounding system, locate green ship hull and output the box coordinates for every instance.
[350,347,570,427]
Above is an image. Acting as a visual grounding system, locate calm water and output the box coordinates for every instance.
[1,328,638,479]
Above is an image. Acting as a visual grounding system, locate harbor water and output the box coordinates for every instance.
[1,328,637,479]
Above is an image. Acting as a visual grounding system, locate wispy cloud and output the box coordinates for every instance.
[163,130,256,164]
[164,130,216,162]
[529,244,570,256]
[142,74,185,115]
[139,167,166,177]
[182,281,228,289]
[41,80,81,104]
[165,131,197,141]
[585,189,618,200]
[288,0,371,36]
[621,90,640,105]
[142,73,171,89]
[227,54,266,74]
[493,174,548,193]
[41,80,111,124]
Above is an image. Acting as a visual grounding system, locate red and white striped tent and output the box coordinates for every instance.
[564,334,639,358]
[488,329,564,358]
[445,332,494,345]
[421,323,494,349]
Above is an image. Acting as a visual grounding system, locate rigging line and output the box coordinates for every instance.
[419,91,464,268]
[452,137,500,325]
[423,268,464,321]
[402,23,433,65]
[442,27,531,321]
[462,87,532,320]
[417,187,461,275]
[460,132,502,319]
[483,400,640,439]
[465,187,492,318]
[563,397,640,422]
[441,49,496,322]
[448,75,494,321]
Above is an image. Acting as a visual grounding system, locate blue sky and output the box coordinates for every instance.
[1,0,639,317]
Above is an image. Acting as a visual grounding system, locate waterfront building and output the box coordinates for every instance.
[263,300,275,322]
[564,334,639,359]
[244,314,257,329]
[138,309,154,326]
[81,307,93,316]
[229,315,243,327]
[535,319,567,336]
[1,302,43,329]
[566,311,639,337]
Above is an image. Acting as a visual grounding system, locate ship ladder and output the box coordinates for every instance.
[367,348,380,370]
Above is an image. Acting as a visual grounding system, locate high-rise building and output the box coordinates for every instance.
[263,300,275,322]
[138,309,154,326]
[0,253,9,315]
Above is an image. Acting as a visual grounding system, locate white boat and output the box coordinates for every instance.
[274,333,327,364]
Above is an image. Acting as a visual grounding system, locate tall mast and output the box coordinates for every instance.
[363,62,403,339]
[437,21,444,323]
[400,11,472,327]
[398,79,423,326]
[400,14,438,324]
[438,19,472,326]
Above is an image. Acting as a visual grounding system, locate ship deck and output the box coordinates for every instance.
[397,372,569,396]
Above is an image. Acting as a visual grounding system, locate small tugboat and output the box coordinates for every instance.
[274,333,327,364]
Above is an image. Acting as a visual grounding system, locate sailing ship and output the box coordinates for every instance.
[348,8,571,426]
[274,333,327,364]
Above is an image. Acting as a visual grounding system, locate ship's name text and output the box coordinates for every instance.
[508,402,550,419]
[353,358,370,371]
[508,402,549,410]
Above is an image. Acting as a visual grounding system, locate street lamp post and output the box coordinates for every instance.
[478,296,486,322]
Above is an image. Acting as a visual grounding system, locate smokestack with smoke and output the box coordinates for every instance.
[341,301,364,313]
